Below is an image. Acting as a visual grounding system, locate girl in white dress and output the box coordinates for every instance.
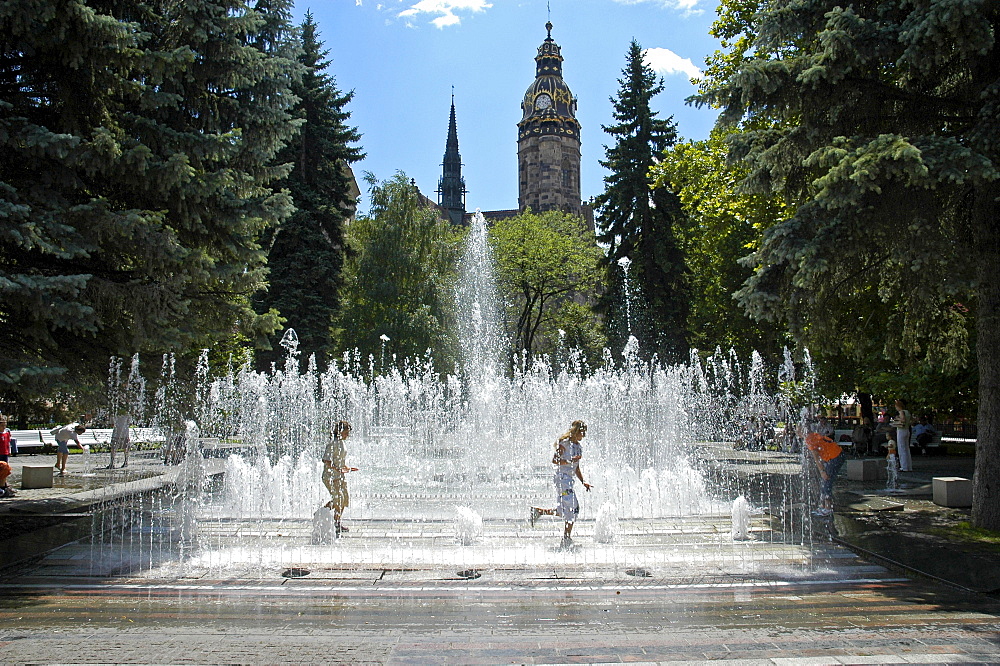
[529,420,592,547]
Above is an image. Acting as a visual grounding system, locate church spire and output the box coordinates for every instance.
[438,92,467,226]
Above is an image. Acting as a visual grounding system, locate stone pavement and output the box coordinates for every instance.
[0,448,998,664]
[0,566,998,663]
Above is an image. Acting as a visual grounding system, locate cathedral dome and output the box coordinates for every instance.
[518,22,580,133]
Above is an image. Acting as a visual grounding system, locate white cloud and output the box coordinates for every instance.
[397,0,492,28]
[611,0,704,17]
[643,47,702,80]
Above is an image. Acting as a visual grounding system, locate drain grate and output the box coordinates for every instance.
[281,568,311,578]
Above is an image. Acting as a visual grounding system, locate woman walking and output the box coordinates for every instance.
[530,420,592,548]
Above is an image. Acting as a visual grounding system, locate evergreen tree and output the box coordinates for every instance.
[0,0,299,399]
[594,40,688,362]
[700,0,999,529]
[256,12,364,369]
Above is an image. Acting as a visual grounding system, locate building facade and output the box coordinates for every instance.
[517,21,585,218]
[435,22,591,227]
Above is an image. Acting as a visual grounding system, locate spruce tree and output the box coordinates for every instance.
[256,12,364,369]
[594,40,688,362]
[700,0,999,529]
[0,0,299,398]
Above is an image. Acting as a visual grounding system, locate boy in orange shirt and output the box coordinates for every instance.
[804,422,846,516]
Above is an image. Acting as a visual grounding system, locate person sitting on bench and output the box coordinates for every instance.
[912,416,938,455]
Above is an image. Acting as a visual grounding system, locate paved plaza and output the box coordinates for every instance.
[0,449,998,663]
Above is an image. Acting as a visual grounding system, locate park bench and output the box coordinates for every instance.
[914,431,945,455]
[833,429,857,455]
[9,430,43,453]
[130,427,165,443]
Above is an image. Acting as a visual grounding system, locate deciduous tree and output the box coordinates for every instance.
[334,173,463,371]
[490,210,603,361]
[653,129,788,362]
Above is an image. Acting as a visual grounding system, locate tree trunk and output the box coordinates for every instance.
[973,181,1000,531]
[858,392,875,425]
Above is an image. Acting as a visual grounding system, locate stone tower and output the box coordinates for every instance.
[437,95,467,226]
[517,22,584,217]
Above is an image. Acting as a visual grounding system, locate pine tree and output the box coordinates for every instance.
[594,40,688,361]
[256,12,364,368]
[0,0,299,398]
[700,0,1000,529]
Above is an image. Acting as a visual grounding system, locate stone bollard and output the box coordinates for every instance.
[846,459,878,481]
[876,459,888,480]
[21,464,54,489]
[932,477,973,507]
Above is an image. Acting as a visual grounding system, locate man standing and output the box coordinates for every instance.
[51,422,86,475]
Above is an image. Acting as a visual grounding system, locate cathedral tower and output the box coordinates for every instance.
[517,22,584,217]
[437,95,467,226]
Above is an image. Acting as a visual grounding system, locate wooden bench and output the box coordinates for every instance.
[130,427,165,444]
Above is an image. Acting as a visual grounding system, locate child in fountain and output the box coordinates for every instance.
[885,439,900,489]
[51,422,86,476]
[529,420,592,548]
[322,420,357,536]
[803,420,845,517]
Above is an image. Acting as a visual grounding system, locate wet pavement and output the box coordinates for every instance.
[0,449,998,663]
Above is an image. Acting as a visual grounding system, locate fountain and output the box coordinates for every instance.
[731,496,752,540]
[85,213,817,579]
[886,441,900,491]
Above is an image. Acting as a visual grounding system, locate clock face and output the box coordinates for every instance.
[534,93,553,110]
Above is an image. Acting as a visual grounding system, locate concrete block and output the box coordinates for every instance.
[21,464,54,489]
[846,459,879,481]
[876,459,888,480]
[933,476,973,507]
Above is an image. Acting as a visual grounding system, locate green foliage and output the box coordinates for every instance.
[698,0,992,370]
[594,40,688,361]
[334,173,463,371]
[256,12,364,368]
[489,210,603,361]
[547,302,608,368]
[0,0,300,401]
[928,522,1000,552]
[653,128,789,362]
[699,0,999,527]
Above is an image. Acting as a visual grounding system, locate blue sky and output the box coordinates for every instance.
[296,0,723,214]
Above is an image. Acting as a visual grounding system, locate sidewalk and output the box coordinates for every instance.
[0,451,212,573]
[832,452,1000,595]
